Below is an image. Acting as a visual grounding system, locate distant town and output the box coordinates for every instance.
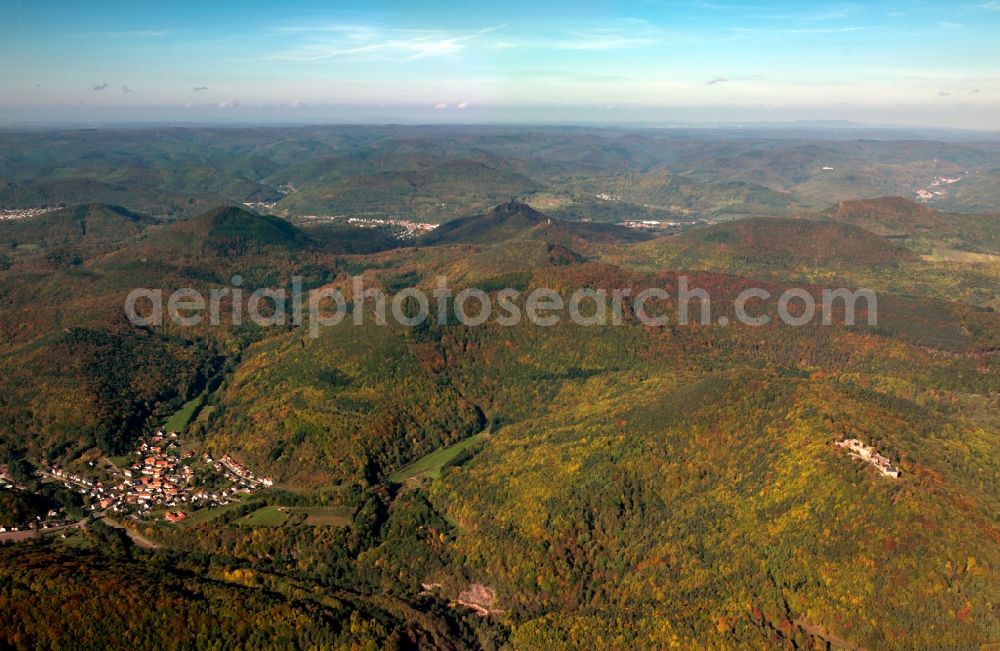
[346,216,439,237]
[0,206,60,221]
[242,182,298,210]
[915,174,966,202]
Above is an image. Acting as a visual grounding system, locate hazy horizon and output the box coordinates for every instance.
[3,105,1000,134]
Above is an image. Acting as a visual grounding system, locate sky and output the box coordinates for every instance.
[1,0,999,128]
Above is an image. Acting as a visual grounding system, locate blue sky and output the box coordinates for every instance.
[1,0,999,127]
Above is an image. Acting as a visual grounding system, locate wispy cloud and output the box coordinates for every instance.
[192,86,209,92]
[707,75,762,85]
[981,1,1000,10]
[92,83,109,91]
[269,23,656,62]
[121,85,131,94]
[274,35,465,61]
[270,24,503,62]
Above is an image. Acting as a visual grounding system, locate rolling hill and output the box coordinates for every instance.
[810,197,1000,257]
[670,216,914,269]
[419,200,651,247]
[820,197,949,235]
[0,203,156,249]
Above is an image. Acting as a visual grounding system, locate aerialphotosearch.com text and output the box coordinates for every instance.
[124,274,878,338]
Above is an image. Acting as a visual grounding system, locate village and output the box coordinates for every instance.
[915,173,965,202]
[346,216,439,237]
[617,217,713,232]
[39,430,273,524]
[835,438,901,478]
[241,182,298,210]
[0,206,60,221]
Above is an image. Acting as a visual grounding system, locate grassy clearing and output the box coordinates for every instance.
[162,395,205,433]
[179,501,245,527]
[290,506,353,527]
[237,506,289,527]
[194,405,215,423]
[54,527,90,550]
[388,432,487,483]
[231,506,354,528]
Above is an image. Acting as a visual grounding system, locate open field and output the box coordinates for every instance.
[388,432,488,483]
[292,506,353,527]
[237,506,289,527]
[162,395,205,433]
[233,505,353,528]
[179,501,246,527]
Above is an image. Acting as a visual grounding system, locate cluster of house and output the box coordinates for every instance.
[619,220,665,229]
[242,200,281,210]
[0,508,66,534]
[241,182,297,211]
[0,206,58,221]
[39,431,273,522]
[217,454,273,487]
[916,174,964,201]
[0,467,70,533]
[835,438,901,478]
[346,216,438,238]
[617,218,711,232]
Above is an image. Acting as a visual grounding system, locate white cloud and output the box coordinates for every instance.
[270,24,496,62]
[434,102,448,109]
[457,101,470,109]
[275,35,464,61]
[269,22,658,62]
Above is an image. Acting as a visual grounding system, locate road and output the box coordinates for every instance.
[100,516,160,549]
[0,519,84,544]
[1,515,160,550]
